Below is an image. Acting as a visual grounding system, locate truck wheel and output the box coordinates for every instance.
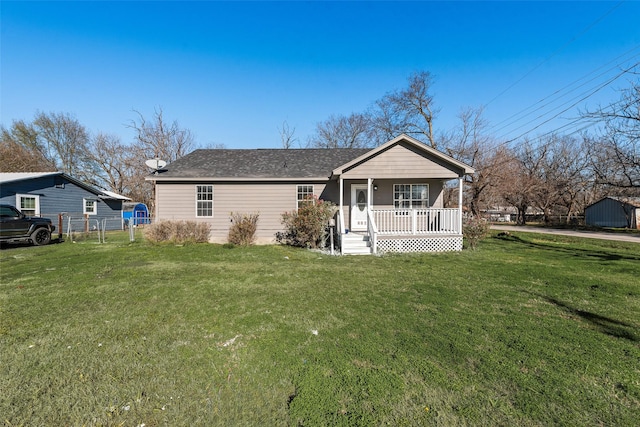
[31,228,51,246]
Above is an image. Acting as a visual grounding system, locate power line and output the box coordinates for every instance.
[482,69,637,160]
[484,0,626,108]
[498,61,639,143]
[489,46,640,138]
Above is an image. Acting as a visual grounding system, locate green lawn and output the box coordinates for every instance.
[1,232,638,426]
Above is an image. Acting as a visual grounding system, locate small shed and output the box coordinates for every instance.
[122,202,150,226]
[585,197,640,229]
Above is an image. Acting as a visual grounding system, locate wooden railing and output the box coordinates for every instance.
[371,208,460,235]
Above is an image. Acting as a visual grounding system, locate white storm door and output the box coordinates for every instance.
[350,184,368,231]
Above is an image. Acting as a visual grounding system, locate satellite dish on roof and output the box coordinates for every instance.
[145,158,167,171]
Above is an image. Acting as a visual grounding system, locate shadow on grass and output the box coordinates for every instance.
[493,234,640,262]
[526,291,638,342]
[0,238,65,250]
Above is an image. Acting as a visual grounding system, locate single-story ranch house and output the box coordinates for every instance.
[147,134,474,254]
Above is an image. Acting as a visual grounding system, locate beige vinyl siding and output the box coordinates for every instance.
[369,180,444,209]
[156,182,327,243]
[341,143,461,179]
[338,180,444,229]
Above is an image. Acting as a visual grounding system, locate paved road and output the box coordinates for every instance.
[491,225,640,244]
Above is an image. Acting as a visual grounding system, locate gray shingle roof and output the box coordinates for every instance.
[155,148,372,179]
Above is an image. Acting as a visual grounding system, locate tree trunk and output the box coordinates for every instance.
[516,206,527,225]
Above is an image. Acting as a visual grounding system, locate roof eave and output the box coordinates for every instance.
[147,176,331,182]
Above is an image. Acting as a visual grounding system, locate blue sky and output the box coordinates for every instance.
[2,1,639,149]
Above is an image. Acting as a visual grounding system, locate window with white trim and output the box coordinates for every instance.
[83,198,97,215]
[196,185,213,217]
[394,184,429,209]
[296,185,314,209]
[16,194,39,216]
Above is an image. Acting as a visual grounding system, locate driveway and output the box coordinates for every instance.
[491,225,640,244]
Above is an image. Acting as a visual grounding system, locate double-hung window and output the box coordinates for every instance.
[83,198,97,215]
[196,185,213,217]
[296,185,314,209]
[394,184,429,209]
[16,194,39,216]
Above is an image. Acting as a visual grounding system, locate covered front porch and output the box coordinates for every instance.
[335,177,466,255]
[328,135,474,255]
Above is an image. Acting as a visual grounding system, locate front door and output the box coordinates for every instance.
[350,184,368,231]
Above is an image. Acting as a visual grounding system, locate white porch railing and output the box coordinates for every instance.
[372,208,461,235]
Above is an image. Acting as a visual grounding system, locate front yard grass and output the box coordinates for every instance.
[1,232,638,426]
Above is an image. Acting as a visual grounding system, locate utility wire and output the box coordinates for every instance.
[482,70,636,159]
[496,61,639,143]
[484,0,626,108]
[489,46,640,137]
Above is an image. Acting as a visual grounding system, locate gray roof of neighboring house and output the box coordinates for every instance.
[0,172,130,200]
[0,172,60,183]
[154,148,372,179]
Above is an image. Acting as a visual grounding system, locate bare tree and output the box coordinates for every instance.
[538,135,591,223]
[307,113,373,148]
[370,71,439,147]
[32,112,91,179]
[0,124,55,172]
[201,142,227,149]
[278,121,298,149]
[128,107,195,163]
[86,132,137,195]
[583,76,639,189]
[499,141,544,225]
[440,107,502,216]
[127,108,196,211]
[489,133,597,225]
[1,113,90,175]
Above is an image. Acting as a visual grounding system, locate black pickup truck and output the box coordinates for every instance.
[0,204,56,246]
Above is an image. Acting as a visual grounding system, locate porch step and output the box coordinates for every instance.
[341,233,372,255]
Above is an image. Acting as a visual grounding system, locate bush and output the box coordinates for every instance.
[228,212,259,246]
[276,196,337,249]
[145,220,211,244]
[463,216,490,250]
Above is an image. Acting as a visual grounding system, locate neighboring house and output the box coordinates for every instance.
[585,197,640,229]
[147,134,475,254]
[0,172,130,232]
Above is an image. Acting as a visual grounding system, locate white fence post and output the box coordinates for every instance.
[412,209,417,235]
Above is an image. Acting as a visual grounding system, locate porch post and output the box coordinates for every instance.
[339,177,344,233]
[367,178,373,209]
[458,177,464,234]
